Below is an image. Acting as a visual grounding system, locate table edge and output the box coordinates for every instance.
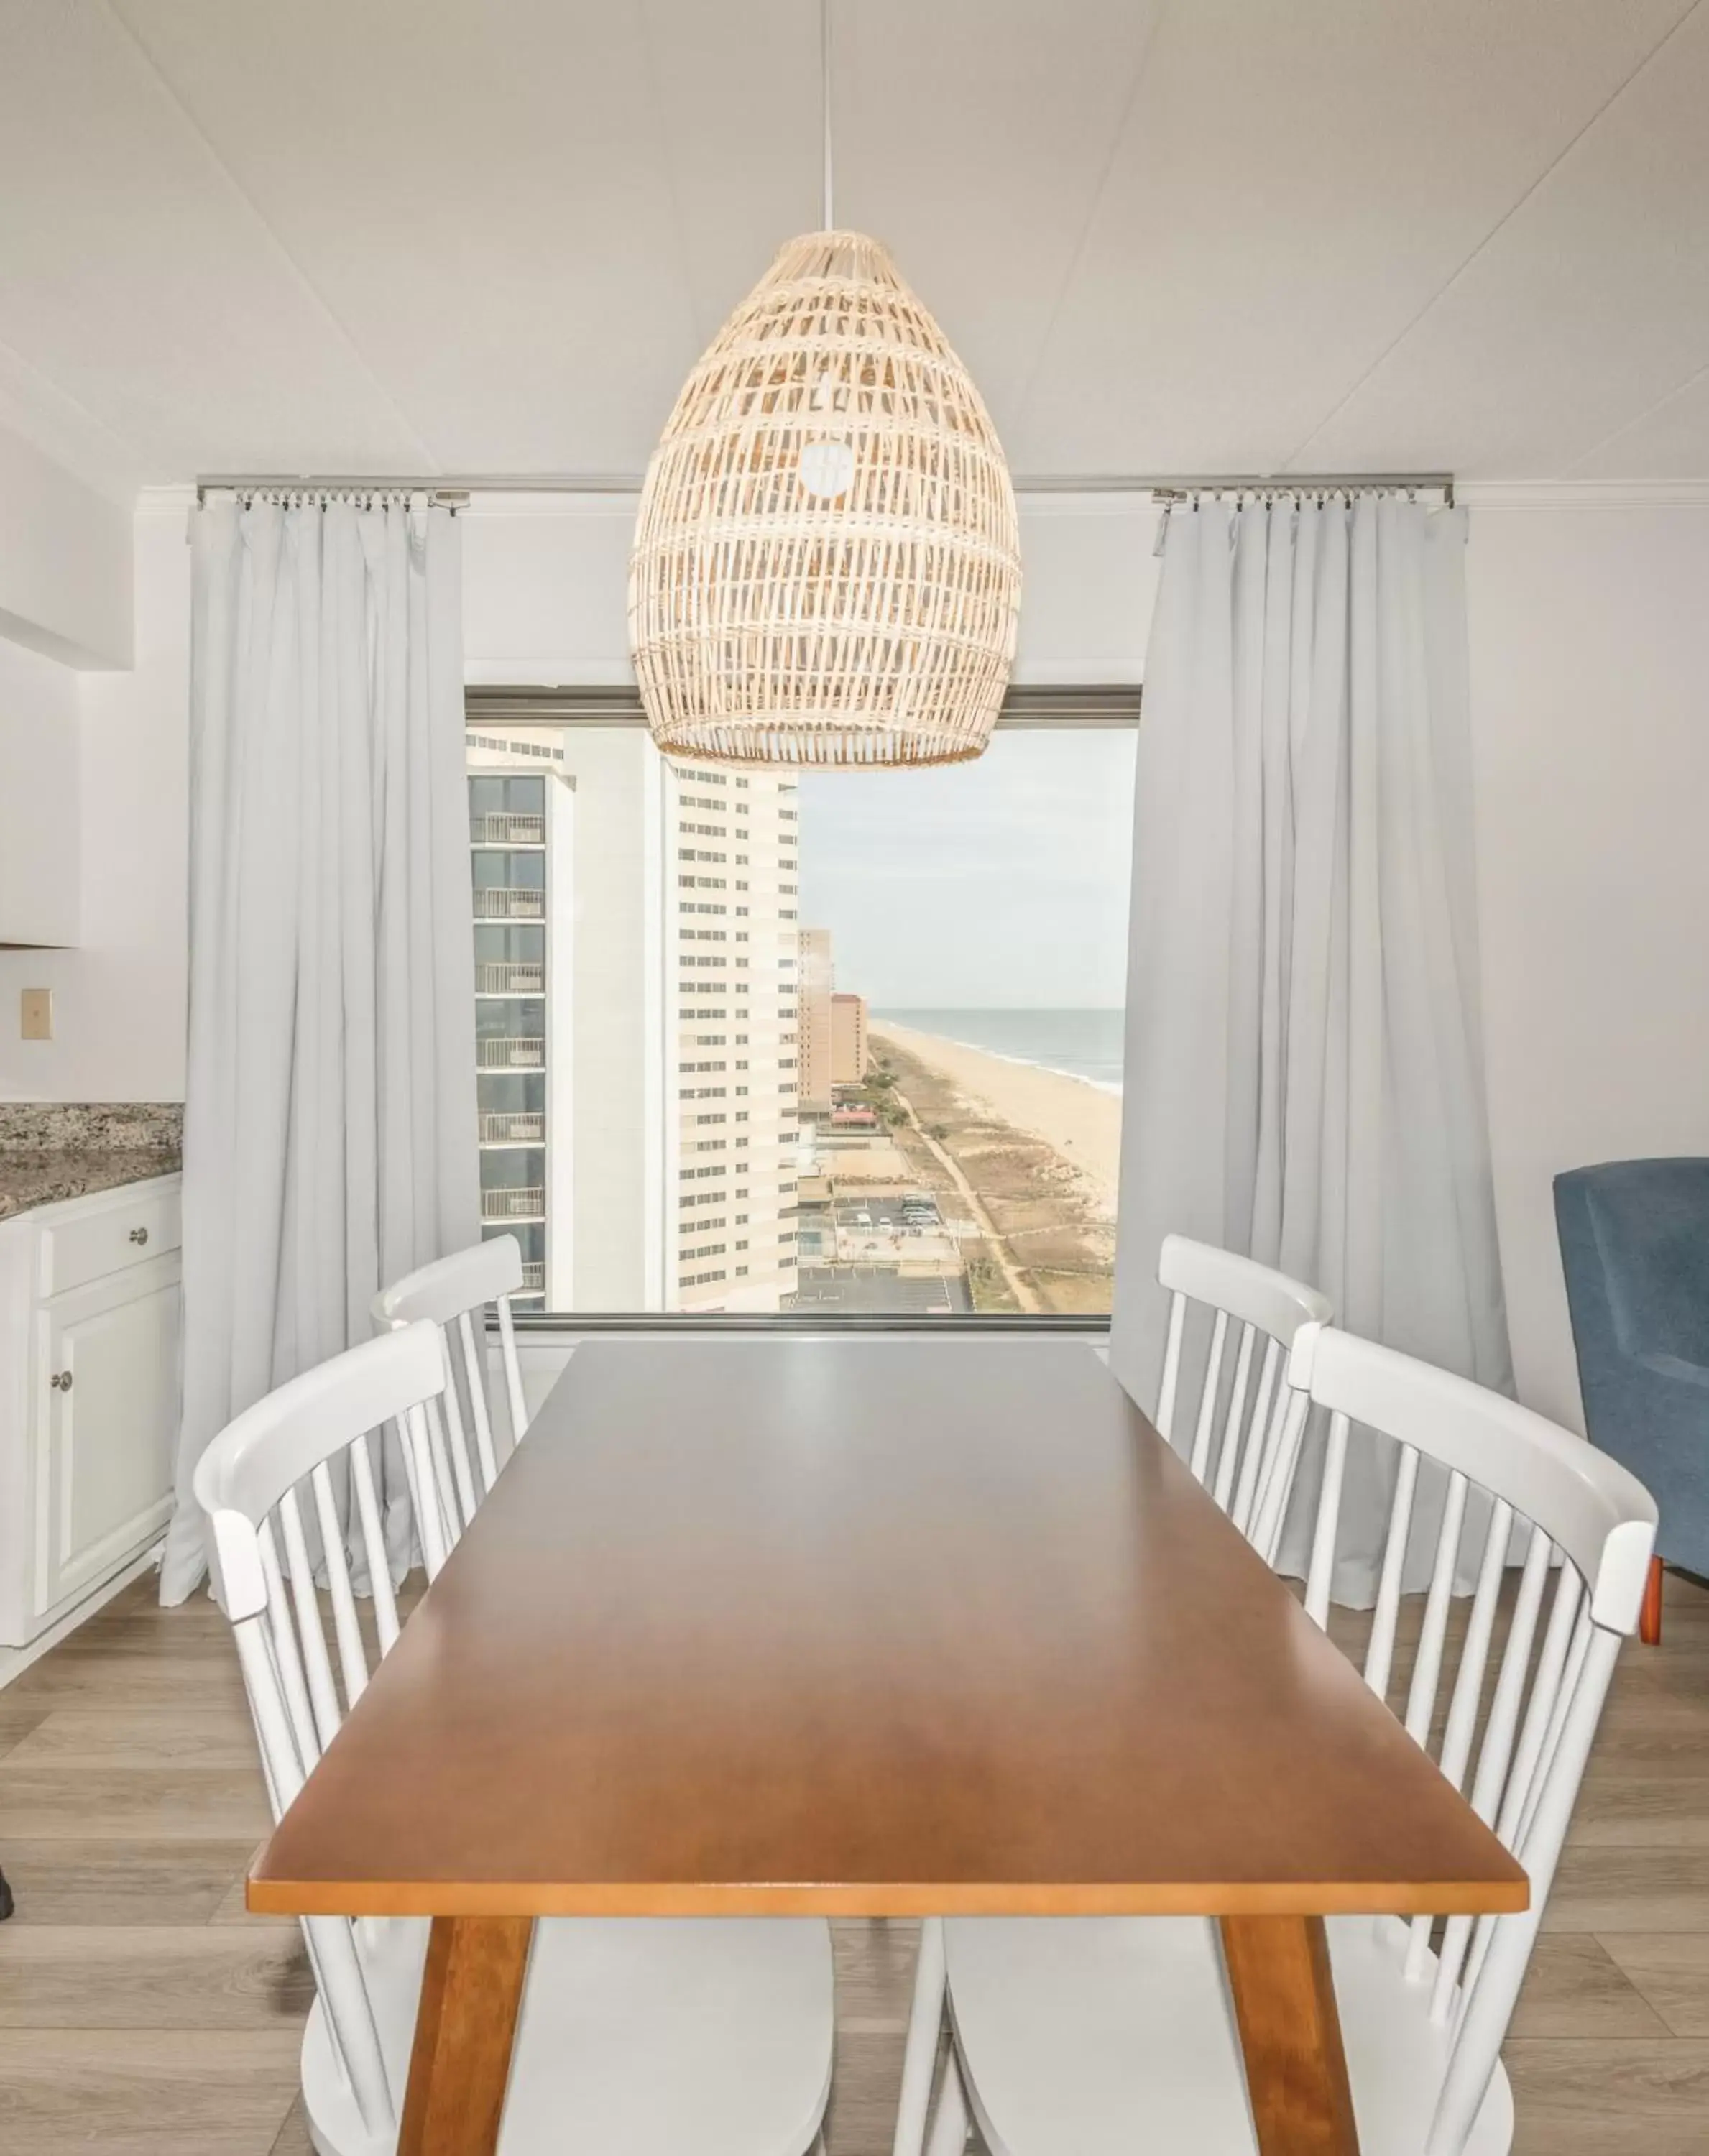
[247,1874,1531,1920]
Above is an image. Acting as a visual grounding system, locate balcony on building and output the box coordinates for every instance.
[477,1035,545,1069]
[471,826,546,922]
[474,884,545,921]
[476,959,546,995]
[479,1109,545,1145]
[470,809,545,846]
[480,1184,545,1222]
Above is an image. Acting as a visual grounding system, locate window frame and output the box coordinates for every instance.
[467,685,1139,1337]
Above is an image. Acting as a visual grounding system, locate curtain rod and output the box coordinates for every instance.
[467,682,1143,729]
[196,469,1455,507]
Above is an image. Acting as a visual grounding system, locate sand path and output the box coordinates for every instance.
[869,1020,1123,1223]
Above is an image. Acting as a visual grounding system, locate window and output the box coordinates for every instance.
[468,696,1133,1320]
[790,727,1134,1317]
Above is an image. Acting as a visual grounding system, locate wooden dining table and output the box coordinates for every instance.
[249,1335,1526,2156]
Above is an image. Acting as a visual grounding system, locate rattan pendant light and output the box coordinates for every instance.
[628,4,1021,767]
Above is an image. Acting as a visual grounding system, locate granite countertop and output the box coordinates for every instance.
[0,1103,183,1224]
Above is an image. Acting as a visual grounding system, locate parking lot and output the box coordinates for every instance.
[829,1192,959,1264]
[788,1266,972,1315]
[832,1192,939,1230]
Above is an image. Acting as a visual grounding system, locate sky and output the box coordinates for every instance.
[795,729,1136,1010]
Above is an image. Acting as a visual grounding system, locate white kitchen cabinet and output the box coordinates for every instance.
[35,1259,178,1613]
[0,1174,181,1658]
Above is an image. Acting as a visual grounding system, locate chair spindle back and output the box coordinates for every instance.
[371,1233,531,1549]
[1153,1234,1332,1556]
[1286,1322,1657,2156]
[194,1323,452,2142]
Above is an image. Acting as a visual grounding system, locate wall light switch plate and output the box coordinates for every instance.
[20,988,52,1041]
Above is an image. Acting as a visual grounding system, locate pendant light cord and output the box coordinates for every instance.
[821,0,834,230]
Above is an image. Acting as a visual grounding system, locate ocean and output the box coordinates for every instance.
[873,1008,1125,1093]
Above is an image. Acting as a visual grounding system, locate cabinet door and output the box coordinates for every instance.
[35,1261,180,1616]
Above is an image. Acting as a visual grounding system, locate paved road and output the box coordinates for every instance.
[889,1089,1041,1314]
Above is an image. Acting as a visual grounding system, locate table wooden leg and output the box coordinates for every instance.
[1219,1914,1358,2156]
[398,1915,533,2156]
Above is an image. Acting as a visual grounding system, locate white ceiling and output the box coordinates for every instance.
[1,0,1706,497]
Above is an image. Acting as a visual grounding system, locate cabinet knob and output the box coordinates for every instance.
[129,1225,149,1245]
[50,1370,73,1393]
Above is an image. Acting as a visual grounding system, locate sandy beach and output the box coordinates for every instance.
[869,1020,1123,1223]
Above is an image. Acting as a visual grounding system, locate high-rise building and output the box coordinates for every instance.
[468,733,575,1309]
[469,717,802,1316]
[546,726,668,1311]
[797,926,834,1114]
[469,722,668,1313]
[669,760,801,1312]
[830,992,869,1086]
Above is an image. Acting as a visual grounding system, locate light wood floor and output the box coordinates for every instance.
[1,1567,1707,2152]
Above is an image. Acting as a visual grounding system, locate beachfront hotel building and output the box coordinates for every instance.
[830,992,870,1087]
[670,757,802,1312]
[797,936,869,1105]
[797,926,835,1115]
[467,722,801,1314]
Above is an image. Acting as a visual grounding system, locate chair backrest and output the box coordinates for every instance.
[1285,1322,1657,2156]
[371,1233,530,1544]
[194,1323,452,2140]
[1153,1234,1332,1552]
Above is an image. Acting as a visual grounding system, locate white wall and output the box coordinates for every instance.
[0,500,188,1101]
[4,480,1705,1432]
[462,496,635,684]
[461,490,1161,685]
[1465,500,1709,1429]
[0,637,81,948]
[0,420,132,671]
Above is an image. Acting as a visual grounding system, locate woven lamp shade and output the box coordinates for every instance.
[629,230,1021,768]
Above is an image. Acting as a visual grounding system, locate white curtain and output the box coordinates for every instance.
[1110,492,1512,1603]
[160,494,478,1604]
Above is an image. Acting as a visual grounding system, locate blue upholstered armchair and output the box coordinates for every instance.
[1556,1159,1709,1643]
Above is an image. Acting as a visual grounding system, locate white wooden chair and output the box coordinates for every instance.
[1153,1233,1332,1557]
[898,1322,1657,2156]
[195,1327,834,2156]
[371,1234,531,1550]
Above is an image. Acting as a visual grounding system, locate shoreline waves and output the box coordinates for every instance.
[868,1018,1123,1225]
[873,1008,1123,1095]
[888,1031,1123,1100]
